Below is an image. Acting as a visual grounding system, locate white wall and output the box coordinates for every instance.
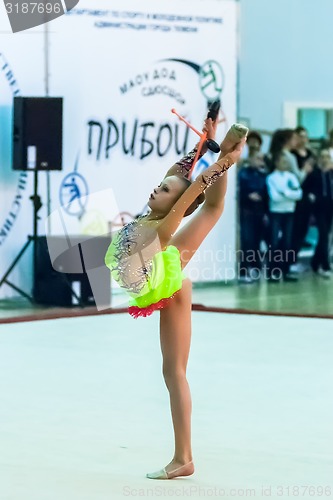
[238,0,333,132]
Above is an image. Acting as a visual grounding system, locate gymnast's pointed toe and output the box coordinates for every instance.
[146,460,194,480]
[232,123,249,138]
[146,468,168,479]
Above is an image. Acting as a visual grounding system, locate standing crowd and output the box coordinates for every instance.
[238,127,333,283]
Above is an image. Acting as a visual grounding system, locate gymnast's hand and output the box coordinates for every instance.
[203,117,217,141]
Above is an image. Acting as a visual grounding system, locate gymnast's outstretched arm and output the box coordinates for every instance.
[162,118,218,180]
[157,140,245,245]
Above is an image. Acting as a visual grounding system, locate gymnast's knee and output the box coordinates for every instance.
[162,364,187,386]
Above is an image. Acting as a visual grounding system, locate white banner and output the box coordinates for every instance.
[0,0,238,300]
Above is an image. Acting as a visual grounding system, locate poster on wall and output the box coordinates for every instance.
[0,0,238,300]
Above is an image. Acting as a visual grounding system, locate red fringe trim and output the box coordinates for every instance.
[128,292,179,319]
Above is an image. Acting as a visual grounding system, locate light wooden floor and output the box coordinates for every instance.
[1,271,333,321]
[0,312,332,499]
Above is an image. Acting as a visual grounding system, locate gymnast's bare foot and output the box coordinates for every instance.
[146,458,195,480]
[219,123,249,157]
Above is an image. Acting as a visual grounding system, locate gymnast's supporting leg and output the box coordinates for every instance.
[146,278,194,479]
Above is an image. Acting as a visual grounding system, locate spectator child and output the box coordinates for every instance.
[266,151,303,281]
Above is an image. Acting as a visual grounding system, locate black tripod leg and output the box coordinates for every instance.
[3,279,34,302]
[0,238,32,287]
[0,238,33,301]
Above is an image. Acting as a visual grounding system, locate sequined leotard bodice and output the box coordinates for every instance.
[105,215,161,296]
[105,214,185,317]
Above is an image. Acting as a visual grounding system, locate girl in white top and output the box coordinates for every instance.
[266,151,302,281]
[266,152,303,213]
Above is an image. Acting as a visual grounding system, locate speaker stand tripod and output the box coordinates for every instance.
[0,169,83,305]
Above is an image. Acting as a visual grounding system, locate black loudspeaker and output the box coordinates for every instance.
[13,97,63,171]
[33,236,111,308]
[33,236,72,306]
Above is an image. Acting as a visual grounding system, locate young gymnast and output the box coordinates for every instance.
[105,114,248,479]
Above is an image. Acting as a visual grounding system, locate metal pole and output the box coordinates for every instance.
[44,20,52,235]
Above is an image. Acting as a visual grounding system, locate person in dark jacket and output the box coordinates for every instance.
[290,126,316,267]
[238,131,269,282]
[303,149,333,278]
[291,126,316,170]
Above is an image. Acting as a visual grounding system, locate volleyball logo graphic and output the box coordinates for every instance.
[199,60,224,101]
[4,0,80,33]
